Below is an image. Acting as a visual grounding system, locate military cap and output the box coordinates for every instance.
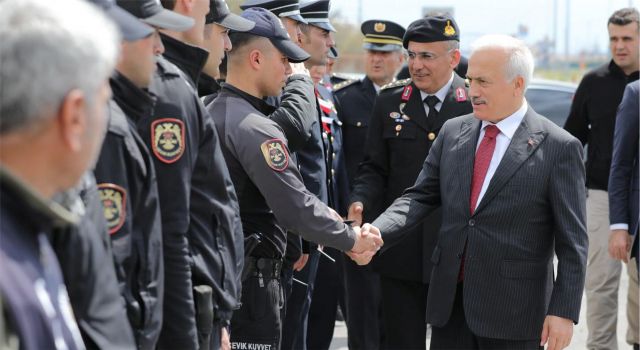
[240,0,307,24]
[240,7,310,63]
[403,14,460,48]
[300,0,335,32]
[116,0,193,32]
[206,0,255,31]
[361,19,405,52]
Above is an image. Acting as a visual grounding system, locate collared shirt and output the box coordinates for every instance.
[420,72,454,116]
[223,83,276,115]
[373,82,381,93]
[473,101,528,210]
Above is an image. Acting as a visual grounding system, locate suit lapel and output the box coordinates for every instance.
[404,82,429,132]
[456,117,481,205]
[473,108,548,215]
[361,77,376,105]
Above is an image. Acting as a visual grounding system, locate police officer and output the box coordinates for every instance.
[94,0,192,347]
[136,0,252,348]
[0,0,118,348]
[348,15,472,349]
[209,8,382,349]
[332,19,406,350]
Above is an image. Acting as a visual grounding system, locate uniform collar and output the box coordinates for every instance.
[197,73,222,98]
[110,71,156,123]
[0,165,78,229]
[160,32,209,87]
[222,83,276,115]
[419,72,454,103]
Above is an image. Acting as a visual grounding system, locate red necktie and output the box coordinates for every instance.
[459,124,500,281]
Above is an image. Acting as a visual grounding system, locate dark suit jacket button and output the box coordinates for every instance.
[468,219,475,226]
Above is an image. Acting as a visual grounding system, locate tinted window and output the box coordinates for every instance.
[525,88,574,126]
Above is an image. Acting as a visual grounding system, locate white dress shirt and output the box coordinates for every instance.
[419,72,454,116]
[473,101,528,211]
[373,82,381,94]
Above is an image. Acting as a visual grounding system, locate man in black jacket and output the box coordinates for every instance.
[348,15,472,349]
[564,8,639,350]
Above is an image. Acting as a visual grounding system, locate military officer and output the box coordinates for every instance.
[332,19,406,350]
[348,15,473,349]
[208,8,382,349]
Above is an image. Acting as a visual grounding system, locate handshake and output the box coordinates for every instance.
[347,223,383,265]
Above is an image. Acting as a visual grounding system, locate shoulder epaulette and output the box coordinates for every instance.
[381,78,411,91]
[333,79,358,91]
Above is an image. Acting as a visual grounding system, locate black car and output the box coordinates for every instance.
[525,79,577,127]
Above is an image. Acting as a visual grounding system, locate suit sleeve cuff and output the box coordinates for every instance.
[610,223,629,231]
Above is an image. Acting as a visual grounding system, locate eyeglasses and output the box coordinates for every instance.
[406,49,454,62]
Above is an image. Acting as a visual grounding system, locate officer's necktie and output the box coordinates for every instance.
[459,124,500,281]
[423,95,440,119]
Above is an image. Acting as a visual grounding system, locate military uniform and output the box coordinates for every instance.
[92,71,164,349]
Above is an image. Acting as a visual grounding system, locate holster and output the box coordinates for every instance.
[193,285,213,350]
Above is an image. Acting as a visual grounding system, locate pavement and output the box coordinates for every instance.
[329,262,635,349]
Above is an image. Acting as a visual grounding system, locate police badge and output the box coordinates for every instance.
[97,183,127,235]
[151,118,185,164]
[260,139,289,172]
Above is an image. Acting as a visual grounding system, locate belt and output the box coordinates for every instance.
[245,257,282,280]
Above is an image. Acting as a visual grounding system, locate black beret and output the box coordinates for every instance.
[402,14,460,48]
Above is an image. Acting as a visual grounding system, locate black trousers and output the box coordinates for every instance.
[307,247,346,350]
[380,276,427,350]
[430,283,542,350]
[230,261,283,349]
[342,257,384,350]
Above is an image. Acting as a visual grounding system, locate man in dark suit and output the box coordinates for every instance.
[608,80,639,350]
[332,19,406,349]
[352,34,588,350]
[347,15,472,349]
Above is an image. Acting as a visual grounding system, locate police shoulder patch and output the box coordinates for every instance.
[381,78,411,91]
[151,118,185,164]
[260,139,289,172]
[332,79,358,91]
[97,183,127,235]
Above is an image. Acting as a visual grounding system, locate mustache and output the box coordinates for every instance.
[471,97,487,105]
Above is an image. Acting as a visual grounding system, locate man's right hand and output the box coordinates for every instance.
[348,202,364,227]
[347,224,382,265]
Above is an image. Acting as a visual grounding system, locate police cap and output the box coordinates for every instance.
[240,0,307,24]
[116,0,194,32]
[206,0,255,32]
[300,0,335,32]
[361,19,405,52]
[403,14,460,48]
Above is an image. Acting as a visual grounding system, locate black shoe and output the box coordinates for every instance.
[633,343,639,350]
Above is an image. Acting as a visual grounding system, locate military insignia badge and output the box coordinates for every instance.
[98,183,127,235]
[444,20,456,36]
[399,103,406,113]
[260,139,289,172]
[401,85,413,101]
[389,112,401,119]
[151,118,185,164]
[374,22,386,32]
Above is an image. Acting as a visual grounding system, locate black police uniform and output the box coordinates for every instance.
[0,168,86,350]
[209,82,357,349]
[143,33,243,350]
[92,71,164,349]
[52,172,137,350]
[351,73,471,348]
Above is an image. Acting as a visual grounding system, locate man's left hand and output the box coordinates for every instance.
[609,229,631,263]
[221,327,230,350]
[540,315,573,350]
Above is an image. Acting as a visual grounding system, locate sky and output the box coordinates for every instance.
[326,0,639,55]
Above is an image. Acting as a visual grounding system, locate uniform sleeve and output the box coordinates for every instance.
[268,74,317,152]
[349,96,388,210]
[229,117,356,251]
[563,76,591,145]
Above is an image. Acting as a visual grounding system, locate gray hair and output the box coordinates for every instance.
[0,0,120,134]
[470,34,534,90]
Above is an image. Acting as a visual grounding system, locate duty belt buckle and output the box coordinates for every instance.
[256,258,267,288]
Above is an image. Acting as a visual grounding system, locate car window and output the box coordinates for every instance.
[525,88,574,127]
